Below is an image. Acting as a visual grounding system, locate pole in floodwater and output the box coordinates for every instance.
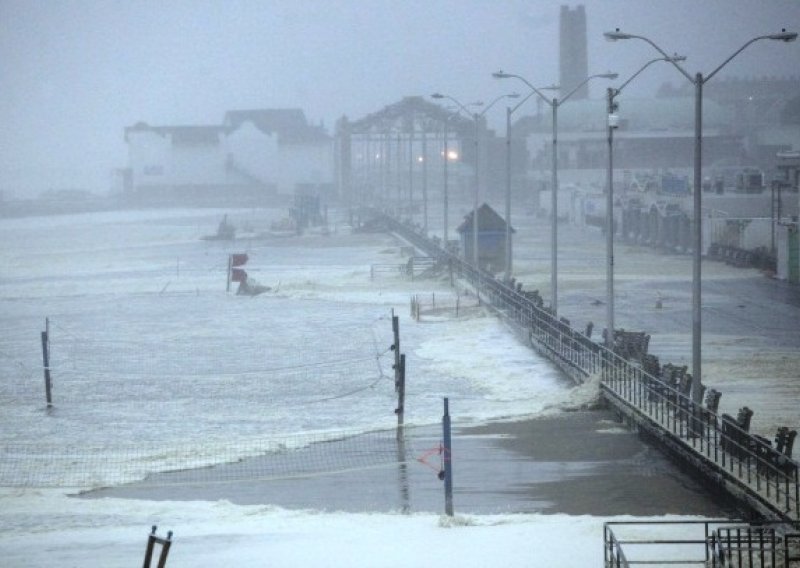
[391,312,400,392]
[442,397,453,516]
[41,317,52,407]
[396,354,406,439]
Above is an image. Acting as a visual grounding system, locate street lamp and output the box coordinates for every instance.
[498,87,558,279]
[605,28,797,404]
[431,92,520,269]
[605,55,686,349]
[441,106,479,246]
[494,70,618,315]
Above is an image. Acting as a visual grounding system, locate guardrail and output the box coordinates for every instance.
[604,520,800,567]
[376,209,799,523]
[370,263,407,280]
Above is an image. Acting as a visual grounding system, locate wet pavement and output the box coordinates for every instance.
[82,410,737,517]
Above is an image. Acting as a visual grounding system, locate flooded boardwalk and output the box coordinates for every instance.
[386,212,800,524]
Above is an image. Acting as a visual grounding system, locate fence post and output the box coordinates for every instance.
[41,317,52,407]
[396,354,405,437]
[443,397,454,516]
[392,312,400,393]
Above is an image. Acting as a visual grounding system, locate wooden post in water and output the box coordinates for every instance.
[396,427,410,513]
[391,312,400,393]
[443,397,454,516]
[40,318,52,407]
[396,354,406,438]
[142,525,173,568]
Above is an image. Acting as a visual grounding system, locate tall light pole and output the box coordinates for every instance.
[605,55,686,349]
[441,107,477,246]
[431,92,519,269]
[605,28,797,404]
[494,71,618,315]
[500,88,555,279]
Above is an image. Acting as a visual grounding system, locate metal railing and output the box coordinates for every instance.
[604,520,800,567]
[710,525,800,567]
[604,520,724,567]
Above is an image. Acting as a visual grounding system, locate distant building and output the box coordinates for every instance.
[223,109,334,197]
[124,109,334,206]
[559,5,588,101]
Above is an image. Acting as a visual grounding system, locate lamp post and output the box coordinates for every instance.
[431,92,519,269]
[605,28,797,404]
[494,71,618,316]
[605,55,686,349]
[442,117,451,246]
[441,108,475,246]
[500,89,554,279]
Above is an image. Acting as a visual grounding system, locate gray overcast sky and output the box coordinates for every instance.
[1,0,799,196]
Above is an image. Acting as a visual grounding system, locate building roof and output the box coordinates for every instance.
[223,109,330,144]
[125,109,331,146]
[456,203,515,234]
[347,96,476,137]
[124,123,227,145]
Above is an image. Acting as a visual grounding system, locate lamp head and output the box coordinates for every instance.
[507,93,521,99]
[768,29,797,42]
[599,72,619,80]
[669,54,687,63]
[493,70,512,79]
[431,93,445,100]
[604,29,632,41]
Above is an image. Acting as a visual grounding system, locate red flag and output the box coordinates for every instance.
[231,253,249,267]
[231,268,247,283]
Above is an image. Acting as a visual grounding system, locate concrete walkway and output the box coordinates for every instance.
[83,411,736,517]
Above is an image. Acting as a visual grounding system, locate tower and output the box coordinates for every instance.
[559,5,589,100]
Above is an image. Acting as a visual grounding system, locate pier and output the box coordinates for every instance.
[377,210,799,525]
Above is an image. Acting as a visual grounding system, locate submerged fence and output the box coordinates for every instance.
[410,292,481,321]
[16,315,396,406]
[0,312,407,488]
[0,426,421,489]
[379,210,800,523]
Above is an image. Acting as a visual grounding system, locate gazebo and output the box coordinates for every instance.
[456,203,515,274]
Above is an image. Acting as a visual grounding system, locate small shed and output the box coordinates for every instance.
[457,203,515,273]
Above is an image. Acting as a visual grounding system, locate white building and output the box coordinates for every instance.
[124,109,334,206]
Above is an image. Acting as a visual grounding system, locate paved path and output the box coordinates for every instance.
[83,411,736,517]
